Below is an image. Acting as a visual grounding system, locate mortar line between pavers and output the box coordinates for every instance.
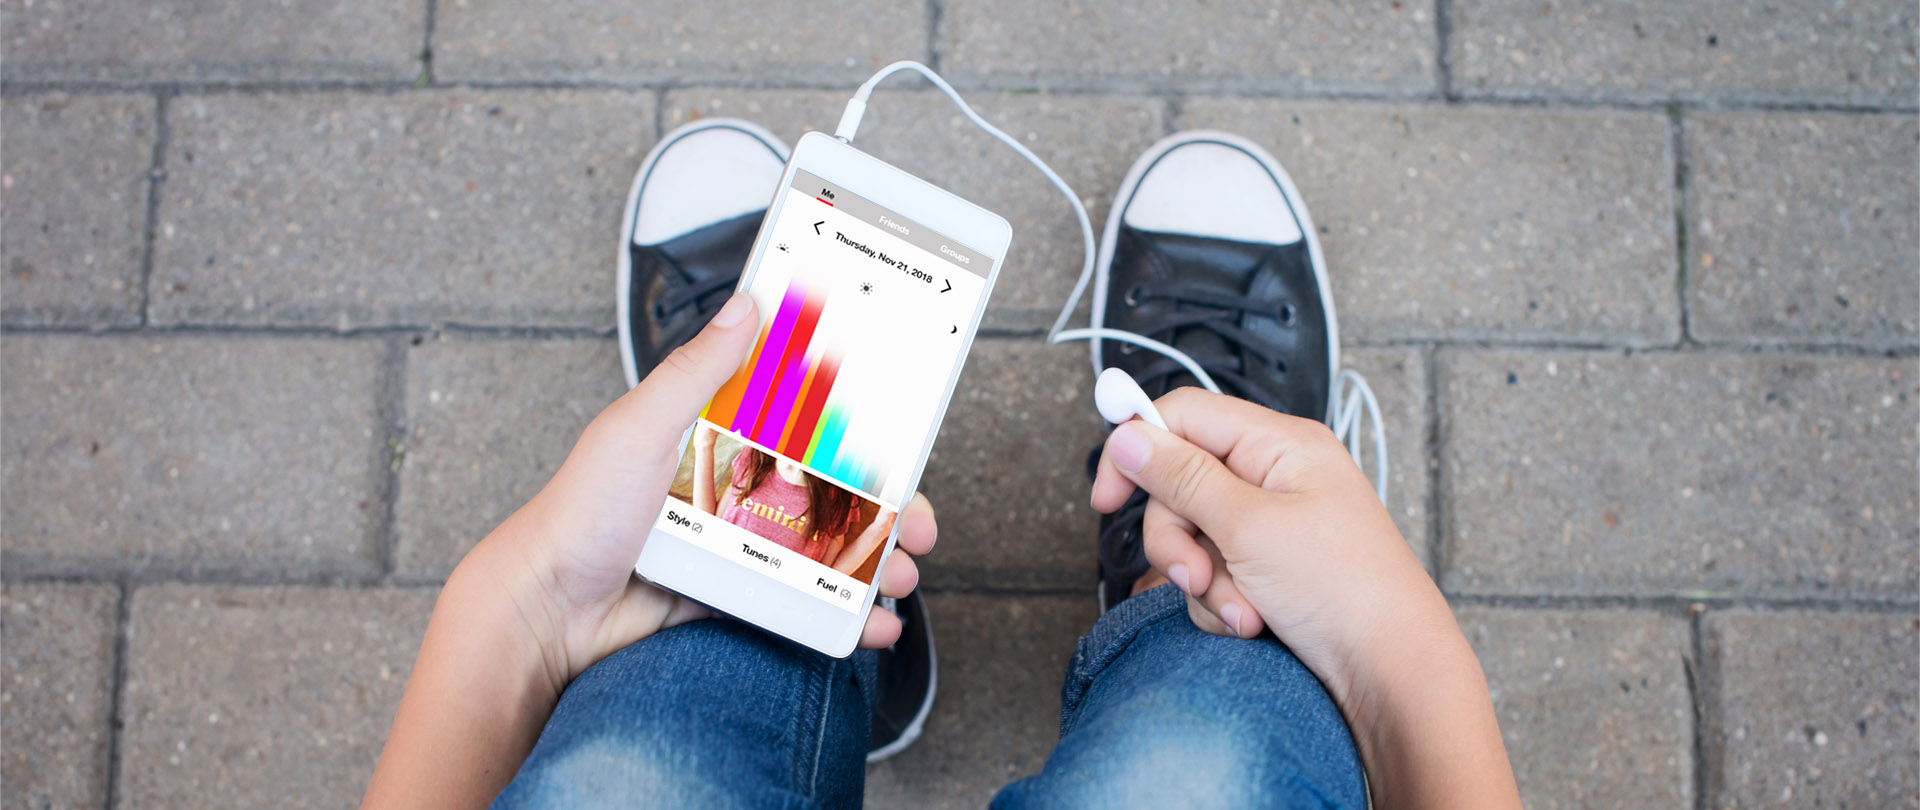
[6,321,1915,357]
[103,575,132,810]
[1356,336,1920,356]
[1688,606,1714,810]
[7,569,1916,612]
[1670,104,1697,346]
[417,0,438,89]
[1443,592,1920,613]
[374,336,410,582]
[1161,96,1183,137]
[135,92,170,328]
[5,75,1918,114]
[2,567,421,590]
[653,87,667,142]
[631,84,1920,117]
[924,0,944,72]
[1444,90,1919,115]
[1433,0,1455,101]
[1423,344,1447,586]
[2,80,426,97]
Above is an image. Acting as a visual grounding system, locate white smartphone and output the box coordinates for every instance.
[636,131,1011,657]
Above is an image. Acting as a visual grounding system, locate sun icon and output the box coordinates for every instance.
[859,281,873,294]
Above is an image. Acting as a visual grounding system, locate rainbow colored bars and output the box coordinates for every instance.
[701,274,892,503]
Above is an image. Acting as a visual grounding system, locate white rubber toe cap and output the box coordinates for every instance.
[631,120,791,246]
[1120,140,1303,246]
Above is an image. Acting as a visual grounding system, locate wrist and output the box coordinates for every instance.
[1338,600,1483,720]
[364,536,566,808]
[1328,584,1512,803]
[443,523,572,700]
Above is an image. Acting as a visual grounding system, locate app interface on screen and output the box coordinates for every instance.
[654,168,991,612]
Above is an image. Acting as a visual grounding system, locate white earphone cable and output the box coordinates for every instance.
[835,60,1384,503]
[835,61,1222,392]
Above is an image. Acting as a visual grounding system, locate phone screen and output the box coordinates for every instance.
[652,167,991,613]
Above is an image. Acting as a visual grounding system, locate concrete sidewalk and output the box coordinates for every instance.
[3,2,1915,808]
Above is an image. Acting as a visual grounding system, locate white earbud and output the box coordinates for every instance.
[1094,368,1168,430]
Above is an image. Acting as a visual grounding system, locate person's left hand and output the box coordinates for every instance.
[454,293,939,691]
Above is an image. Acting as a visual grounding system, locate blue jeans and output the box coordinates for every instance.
[493,585,1365,809]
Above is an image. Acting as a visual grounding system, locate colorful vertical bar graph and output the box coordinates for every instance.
[731,284,808,438]
[780,354,840,459]
[699,269,896,504]
[752,290,828,447]
[701,327,769,427]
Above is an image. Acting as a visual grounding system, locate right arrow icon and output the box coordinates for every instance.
[940,279,952,293]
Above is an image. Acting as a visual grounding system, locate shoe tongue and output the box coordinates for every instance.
[1139,233,1271,398]
[1143,305,1235,399]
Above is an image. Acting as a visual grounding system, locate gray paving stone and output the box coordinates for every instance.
[1342,346,1432,571]
[663,89,1166,331]
[1,336,385,577]
[1457,607,1694,809]
[120,586,432,809]
[1707,611,1918,808]
[0,0,422,83]
[1686,112,1920,345]
[940,0,1435,94]
[2,584,118,810]
[916,338,1107,590]
[1,94,154,327]
[434,0,925,84]
[1180,100,1679,343]
[1449,0,1920,105]
[1441,350,1918,599]
[150,91,653,329]
[865,593,1095,809]
[395,337,625,579]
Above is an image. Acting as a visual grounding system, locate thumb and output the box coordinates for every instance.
[603,293,759,442]
[506,291,759,587]
[1102,420,1266,542]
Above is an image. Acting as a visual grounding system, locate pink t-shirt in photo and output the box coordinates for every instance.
[721,451,846,563]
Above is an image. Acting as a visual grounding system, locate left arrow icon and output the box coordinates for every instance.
[813,221,825,235]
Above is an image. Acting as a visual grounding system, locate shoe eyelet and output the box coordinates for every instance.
[1274,358,1288,374]
[1123,285,1143,307]
[1119,342,1137,355]
[1278,303,1296,325]
[651,302,666,320]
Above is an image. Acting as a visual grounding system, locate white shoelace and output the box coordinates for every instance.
[837,61,1389,504]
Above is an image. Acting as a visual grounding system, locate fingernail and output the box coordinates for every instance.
[1167,564,1190,594]
[712,293,750,328]
[1220,602,1244,637]
[1107,425,1151,473]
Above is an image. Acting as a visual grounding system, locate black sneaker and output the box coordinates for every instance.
[866,591,936,762]
[619,118,791,385]
[1084,131,1379,611]
[616,119,939,761]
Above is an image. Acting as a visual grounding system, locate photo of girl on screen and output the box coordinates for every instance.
[682,422,896,578]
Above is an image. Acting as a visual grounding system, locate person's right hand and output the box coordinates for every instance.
[1089,387,1452,705]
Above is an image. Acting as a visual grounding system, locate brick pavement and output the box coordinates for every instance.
[3,2,1914,808]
